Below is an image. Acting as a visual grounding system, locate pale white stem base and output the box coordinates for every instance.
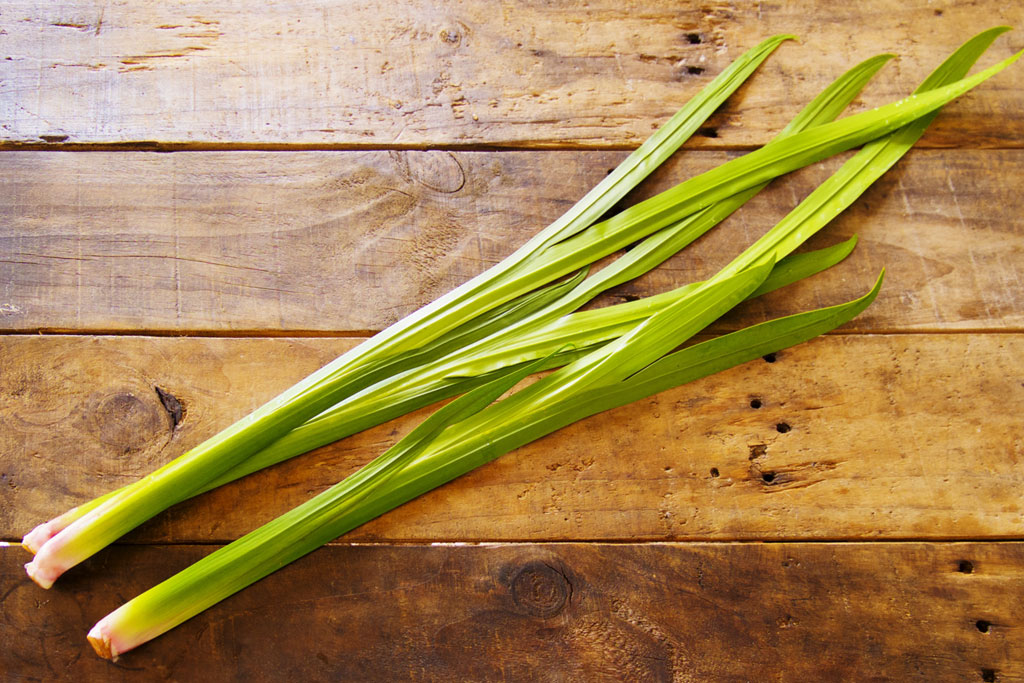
[87,608,138,660]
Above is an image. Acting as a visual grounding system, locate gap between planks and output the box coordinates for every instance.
[1,328,1022,338]
[3,142,1024,153]
[7,538,1024,547]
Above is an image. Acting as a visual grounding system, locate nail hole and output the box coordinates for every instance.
[981,668,996,682]
[934,8,944,15]
[750,398,762,409]
[606,168,615,175]
[763,353,777,363]
[709,467,719,478]
[776,422,791,434]
[958,560,974,574]
[976,620,991,633]
[698,127,718,138]
[685,32,702,44]
[762,472,776,484]
[686,65,705,75]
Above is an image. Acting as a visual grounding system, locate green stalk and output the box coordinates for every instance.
[85,28,1019,656]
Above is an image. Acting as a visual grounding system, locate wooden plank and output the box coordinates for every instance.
[2,541,1021,680]
[2,148,1022,334]
[4,333,1022,543]
[1,1,1022,148]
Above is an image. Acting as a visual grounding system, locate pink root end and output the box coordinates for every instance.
[88,616,135,660]
[24,560,58,589]
[22,520,63,555]
[87,621,116,660]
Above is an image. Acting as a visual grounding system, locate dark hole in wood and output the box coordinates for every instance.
[977,620,991,633]
[686,33,702,44]
[982,669,996,682]
[934,8,944,15]
[155,386,185,428]
[709,467,719,478]
[606,168,615,175]
[776,422,791,434]
[763,353,777,363]
[958,560,974,573]
[698,127,718,138]
[762,472,776,484]
[750,398,762,409]
[686,65,705,75]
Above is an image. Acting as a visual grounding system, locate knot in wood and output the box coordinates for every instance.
[510,562,570,618]
[405,151,466,194]
[88,391,165,455]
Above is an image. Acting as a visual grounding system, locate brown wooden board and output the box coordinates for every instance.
[4,0,1024,678]
[4,333,1022,544]
[1,541,1021,681]
[2,149,1022,334]
[1,1,1022,148]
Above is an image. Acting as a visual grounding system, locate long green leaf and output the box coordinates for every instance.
[82,28,1019,657]
[716,26,1014,277]
[86,271,884,659]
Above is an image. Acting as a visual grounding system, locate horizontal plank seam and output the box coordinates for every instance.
[6,538,1024,547]
[2,142,1023,153]
[1,328,1022,339]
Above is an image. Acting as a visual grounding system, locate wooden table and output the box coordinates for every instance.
[2,2,1023,680]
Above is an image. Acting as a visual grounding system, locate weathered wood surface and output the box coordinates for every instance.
[2,148,1022,334]
[1,1,1022,149]
[4,1,1023,678]
[4,333,1022,544]
[2,542,1020,681]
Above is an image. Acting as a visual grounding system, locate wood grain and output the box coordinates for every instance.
[2,1,1022,148]
[4,333,1022,543]
[2,149,1022,334]
[4,2,1023,678]
[2,541,1020,681]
